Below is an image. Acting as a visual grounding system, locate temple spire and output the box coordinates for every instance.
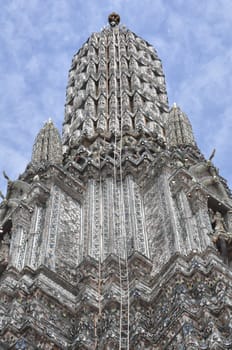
[31,119,62,165]
[63,22,169,172]
[166,104,196,148]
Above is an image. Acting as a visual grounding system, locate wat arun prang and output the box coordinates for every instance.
[0,13,232,349]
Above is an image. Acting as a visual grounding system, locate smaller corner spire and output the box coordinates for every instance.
[108,12,120,27]
[166,106,197,148]
[31,120,62,166]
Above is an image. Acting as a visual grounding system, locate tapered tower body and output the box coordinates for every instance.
[0,14,232,349]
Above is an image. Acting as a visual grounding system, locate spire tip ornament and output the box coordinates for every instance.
[108,12,120,27]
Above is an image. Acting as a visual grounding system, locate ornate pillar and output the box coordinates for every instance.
[9,205,32,270]
[187,187,212,250]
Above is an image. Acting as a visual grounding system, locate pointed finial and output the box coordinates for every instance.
[108,12,120,27]
[173,102,177,109]
[43,118,53,126]
[208,148,216,161]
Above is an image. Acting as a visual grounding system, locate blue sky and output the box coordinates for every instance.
[0,0,231,194]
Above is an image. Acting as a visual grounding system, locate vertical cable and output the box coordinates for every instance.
[118,26,130,350]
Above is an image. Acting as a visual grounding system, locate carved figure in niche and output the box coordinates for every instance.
[0,232,10,265]
[209,209,232,264]
[213,211,227,234]
[0,172,30,222]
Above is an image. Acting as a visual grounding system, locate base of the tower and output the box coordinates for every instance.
[0,249,232,349]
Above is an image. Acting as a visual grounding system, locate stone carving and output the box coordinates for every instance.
[81,176,148,260]
[55,190,81,282]
[45,185,61,270]
[0,174,30,223]
[16,226,28,270]
[0,232,10,265]
[167,105,196,148]
[0,13,232,350]
[189,159,229,201]
[31,120,62,166]
[62,23,169,171]
[0,199,8,222]
[28,206,45,269]
[209,209,232,264]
